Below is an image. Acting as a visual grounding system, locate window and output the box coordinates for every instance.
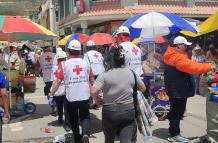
[65,0,70,16]
[74,0,80,6]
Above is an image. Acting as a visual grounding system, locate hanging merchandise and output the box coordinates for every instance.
[207,72,218,103]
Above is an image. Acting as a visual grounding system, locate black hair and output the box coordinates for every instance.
[111,45,125,68]
[87,45,95,50]
[68,49,80,55]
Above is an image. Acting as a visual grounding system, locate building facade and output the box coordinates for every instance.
[53,0,218,37]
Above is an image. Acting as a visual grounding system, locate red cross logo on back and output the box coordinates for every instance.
[132,47,138,56]
[73,65,83,75]
[93,53,99,59]
[45,56,52,62]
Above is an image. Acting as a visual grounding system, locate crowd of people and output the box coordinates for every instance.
[0,26,217,143]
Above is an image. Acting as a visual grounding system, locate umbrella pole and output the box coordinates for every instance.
[151,12,156,80]
[7,34,12,109]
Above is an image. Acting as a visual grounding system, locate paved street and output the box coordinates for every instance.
[3,78,206,143]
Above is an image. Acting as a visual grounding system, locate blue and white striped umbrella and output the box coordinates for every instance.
[123,12,198,39]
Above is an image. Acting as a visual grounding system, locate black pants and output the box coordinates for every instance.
[169,98,187,137]
[102,104,136,143]
[53,96,70,126]
[44,81,53,97]
[66,100,91,142]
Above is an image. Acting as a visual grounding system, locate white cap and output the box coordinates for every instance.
[57,50,67,59]
[116,26,130,35]
[173,36,192,46]
[67,40,81,50]
[86,40,95,47]
[194,45,201,51]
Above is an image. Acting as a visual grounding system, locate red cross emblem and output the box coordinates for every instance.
[73,65,83,75]
[45,56,52,62]
[132,47,138,56]
[93,53,99,59]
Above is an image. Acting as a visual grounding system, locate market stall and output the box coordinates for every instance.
[0,16,57,114]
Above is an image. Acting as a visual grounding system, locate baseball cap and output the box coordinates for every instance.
[173,36,192,46]
[193,45,201,51]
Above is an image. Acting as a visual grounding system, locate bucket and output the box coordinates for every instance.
[21,76,36,93]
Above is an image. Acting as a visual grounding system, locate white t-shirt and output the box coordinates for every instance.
[120,41,143,76]
[52,65,65,96]
[62,58,91,102]
[84,50,105,76]
[39,52,57,82]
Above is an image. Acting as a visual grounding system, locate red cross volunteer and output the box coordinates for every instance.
[116,26,143,76]
[50,39,93,143]
[84,40,105,79]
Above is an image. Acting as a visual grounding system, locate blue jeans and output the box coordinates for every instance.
[102,104,136,143]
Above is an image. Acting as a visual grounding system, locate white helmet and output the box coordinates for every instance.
[116,26,130,35]
[57,50,67,59]
[56,47,63,52]
[67,40,81,50]
[86,40,95,47]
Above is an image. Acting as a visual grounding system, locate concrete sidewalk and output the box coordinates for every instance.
[3,78,206,143]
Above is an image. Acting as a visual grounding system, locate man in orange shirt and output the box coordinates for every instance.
[164,36,215,142]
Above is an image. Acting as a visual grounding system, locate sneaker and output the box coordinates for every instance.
[63,124,71,132]
[82,134,89,143]
[58,117,63,124]
[167,135,190,142]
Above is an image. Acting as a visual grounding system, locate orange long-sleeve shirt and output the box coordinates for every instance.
[163,47,212,74]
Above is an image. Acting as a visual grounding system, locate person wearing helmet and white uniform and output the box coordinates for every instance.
[116,26,143,76]
[36,43,57,115]
[50,40,94,143]
[51,50,71,131]
[84,40,105,109]
[84,40,105,79]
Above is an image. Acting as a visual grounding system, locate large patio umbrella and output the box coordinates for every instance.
[58,33,89,46]
[132,36,166,45]
[89,33,115,46]
[0,16,57,41]
[123,12,198,39]
[0,16,57,108]
[181,11,218,37]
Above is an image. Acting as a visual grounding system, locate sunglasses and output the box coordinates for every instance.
[122,33,130,37]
